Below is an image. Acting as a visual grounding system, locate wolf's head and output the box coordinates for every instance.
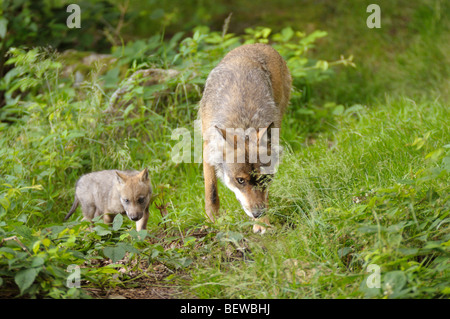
[116,168,152,222]
[207,123,280,219]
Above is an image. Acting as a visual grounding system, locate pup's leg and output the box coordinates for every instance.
[81,203,96,221]
[203,142,220,223]
[135,210,149,231]
[81,207,97,230]
[253,216,271,234]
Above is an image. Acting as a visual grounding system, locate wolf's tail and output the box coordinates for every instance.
[64,195,79,221]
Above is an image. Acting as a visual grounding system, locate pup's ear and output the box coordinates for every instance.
[116,171,128,185]
[258,122,275,146]
[138,168,149,182]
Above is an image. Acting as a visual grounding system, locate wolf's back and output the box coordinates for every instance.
[200,43,291,131]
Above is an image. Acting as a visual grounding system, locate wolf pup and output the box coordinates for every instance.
[64,168,152,231]
[200,43,292,233]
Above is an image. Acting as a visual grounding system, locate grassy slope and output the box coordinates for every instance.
[174,0,450,298]
[189,97,449,298]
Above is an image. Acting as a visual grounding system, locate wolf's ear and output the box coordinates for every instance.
[215,125,227,140]
[215,125,240,147]
[215,125,233,146]
[138,168,149,182]
[258,122,275,146]
[116,171,128,185]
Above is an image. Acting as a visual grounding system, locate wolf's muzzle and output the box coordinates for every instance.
[252,206,266,218]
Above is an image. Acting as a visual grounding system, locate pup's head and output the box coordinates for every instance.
[116,168,152,222]
[213,123,279,218]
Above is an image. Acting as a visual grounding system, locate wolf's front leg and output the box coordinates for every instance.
[203,144,220,223]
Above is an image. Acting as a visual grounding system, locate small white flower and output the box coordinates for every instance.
[383,283,393,296]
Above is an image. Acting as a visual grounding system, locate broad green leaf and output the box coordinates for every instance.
[281,27,294,42]
[32,241,41,254]
[117,242,138,254]
[383,271,407,297]
[31,256,45,268]
[94,225,112,236]
[15,268,39,295]
[344,104,364,116]
[112,214,123,231]
[42,238,51,248]
[337,247,352,258]
[332,104,344,116]
[177,257,193,268]
[425,148,444,161]
[261,27,271,39]
[359,277,381,298]
[103,246,126,263]
[0,197,10,210]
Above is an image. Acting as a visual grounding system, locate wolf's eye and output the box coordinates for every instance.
[123,198,130,204]
[137,197,145,204]
[236,178,245,185]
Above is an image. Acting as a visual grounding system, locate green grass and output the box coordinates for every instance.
[0,1,449,299]
[189,97,449,298]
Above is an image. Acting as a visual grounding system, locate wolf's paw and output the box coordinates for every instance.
[253,223,267,234]
[253,216,271,234]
